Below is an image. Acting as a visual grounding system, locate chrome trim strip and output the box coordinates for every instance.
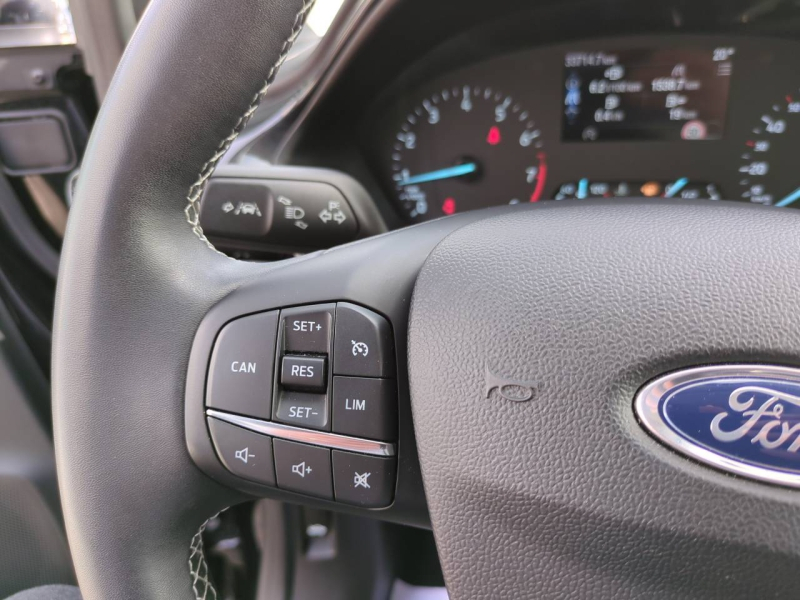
[635,364,800,488]
[206,409,396,457]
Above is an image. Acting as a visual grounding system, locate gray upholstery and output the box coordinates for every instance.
[6,586,81,600]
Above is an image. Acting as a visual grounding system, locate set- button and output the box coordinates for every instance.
[273,390,328,429]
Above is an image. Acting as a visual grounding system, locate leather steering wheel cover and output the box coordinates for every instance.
[53,1,310,598]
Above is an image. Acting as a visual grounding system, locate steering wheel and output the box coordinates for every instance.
[54,0,800,598]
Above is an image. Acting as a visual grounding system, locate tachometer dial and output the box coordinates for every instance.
[737,91,800,207]
[390,86,547,221]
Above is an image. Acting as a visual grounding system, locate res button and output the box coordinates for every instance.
[281,356,327,392]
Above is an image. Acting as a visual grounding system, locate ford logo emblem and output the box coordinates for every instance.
[635,365,800,487]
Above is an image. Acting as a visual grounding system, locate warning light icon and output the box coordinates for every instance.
[486,126,501,146]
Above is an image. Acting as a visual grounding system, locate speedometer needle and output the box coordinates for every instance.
[398,162,478,186]
[775,187,800,207]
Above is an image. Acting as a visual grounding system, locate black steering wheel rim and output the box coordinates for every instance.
[53,1,313,598]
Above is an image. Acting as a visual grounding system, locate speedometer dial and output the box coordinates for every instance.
[737,90,800,207]
[390,86,547,221]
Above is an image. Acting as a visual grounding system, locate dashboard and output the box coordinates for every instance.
[366,36,800,222]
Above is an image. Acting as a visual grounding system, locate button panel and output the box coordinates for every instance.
[204,301,397,508]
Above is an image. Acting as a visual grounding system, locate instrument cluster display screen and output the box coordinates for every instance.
[562,47,734,142]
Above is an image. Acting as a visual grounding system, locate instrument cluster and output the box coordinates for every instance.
[370,36,800,221]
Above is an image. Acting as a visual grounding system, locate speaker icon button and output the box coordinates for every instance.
[274,439,333,500]
[207,417,275,486]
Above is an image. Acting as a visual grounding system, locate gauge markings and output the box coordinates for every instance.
[390,86,547,220]
[737,88,799,206]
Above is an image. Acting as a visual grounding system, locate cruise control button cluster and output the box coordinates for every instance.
[204,301,397,508]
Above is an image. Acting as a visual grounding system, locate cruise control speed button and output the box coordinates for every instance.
[282,304,334,354]
[281,356,327,392]
[208,418,275,486]
[274,391,329,430]
[333,303,395,378]
[274,439,333,499]
[333,451,396,508]
[206,311,278,419]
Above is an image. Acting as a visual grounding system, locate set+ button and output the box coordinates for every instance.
[282,304,334,354]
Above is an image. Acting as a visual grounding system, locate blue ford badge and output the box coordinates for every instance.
[635,365,800,487]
